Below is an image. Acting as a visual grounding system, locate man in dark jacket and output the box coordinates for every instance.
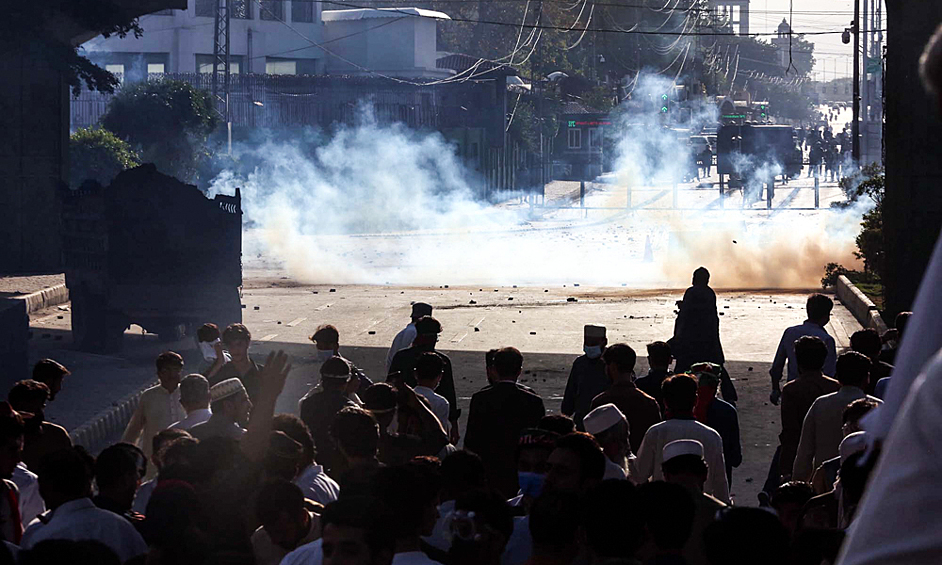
[388,316,460,442]
[691,363,741,486]
[561,325,610,430]
[464,347,545,498]
[299,357,356,475]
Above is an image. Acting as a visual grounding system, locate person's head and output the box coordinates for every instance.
[493,347,524,382]
[662,374,698,417]
[835,351,871,389]
[312,324,341,354]
[95,443,146,510]
[895,311,912,339]
[415,352,445,388]
[850,329,883,361]
[273,414,317,467]
[331,407,380,462]
[538,414,575,436]
[583,404,629,460]
[636,481,696,556]
[37,447,96,509]
[515,429,559,500]
[142,481,208,558]
[794,335,828,374]
[157,437,201,484]
[361,383,398,430]
[583,479,644,562]
[264,431,304,481]
[155,351,184,391]
[440,450,487,502]
[485,349,499,385]
[583,325,607,357]
[222,323,252,362]
[196,323,220,343]
[0,404,25,478]
[527,491,581,561]
[413,316,442,348]
[601,343,637,382]
[321,497,395,565]
[448,489,514,565]
[371,464,441,541]
[151,428,190,471]
[806,294,834,325]
[410,302,433,324]
[842,398,879,436]
[8,379,50,416]
[692,266,710,286]
[209,378,252,426]
[256,479,311,551]
[660,439,708,491]
[691,362,721,392]
[921,23,942,112]
[771,481,815,537]
[32,359,69,401]
[544,432,606,495]
[646,341,672,371]
[179,374,211,413]
[703,507,790,565]
[321,356,354,392]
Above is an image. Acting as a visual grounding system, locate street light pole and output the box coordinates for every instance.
[852,0,861,163]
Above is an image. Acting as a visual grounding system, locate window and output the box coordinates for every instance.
[568,128,581,149]
[588,128,602,149]
[266,59,297,75]
[147,63,165,74]
[105,64,124,75]
[196,55,242,74]
[232,0,251,19]
[195,0,213,17]
[260,0,284,20]
[292,0,314,22]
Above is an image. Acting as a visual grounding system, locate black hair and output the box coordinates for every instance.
[703,507,790,565]
[38,447,95,499]
[493,347,524,379]
[321,497,396,557]
[646,341,672,367]
[372,465,440,539]
[331,407,380,459]
[312,324,340,345]
[636,481,696,551]
[835,351,871,387]
[415,352,445,382]
[528,491,581,551]
[538,414,575,436]
[602,343,637,374]
[806,294,834,321]
[441,450,487,495]
[8,380,50,412]
[155,351,184,373]
[454,489,514,542]
[583,480,643,559]
[843,398,879,426]
[850,329,882,358]
[222,323,252,344]
[256,479,305,525]
[95,443,145,489]
[662,374,698,414]
[794,336,828,372]
[272,414,316,464]
[555,433,606,484]
[661,453,708,479]
[771,481,815,511]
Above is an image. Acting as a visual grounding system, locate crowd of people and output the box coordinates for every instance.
[0,265,913,565]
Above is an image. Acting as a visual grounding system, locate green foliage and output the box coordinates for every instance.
[821,262,850,288]
[69,127,139,189]
[822,165,885,293]
[102,79,218,182]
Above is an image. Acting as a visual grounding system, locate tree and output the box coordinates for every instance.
[69,128,140,189]
[101,79,218,182]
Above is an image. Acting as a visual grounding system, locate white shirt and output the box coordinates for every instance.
[121,384,186,460]
[633,418,730,504]
[837,350,942,565]
[423,499,455,552]
[281,538,322,565]
[393,551,442,565]
[414,386,451,434]
[604,457,628,480]
[21,498,147,563]
[387,323,417,372]
[294,464,340,506]
[132,478,156,514]
[12,463,44,526]
[171,408,212,431]
[771,321,838,383]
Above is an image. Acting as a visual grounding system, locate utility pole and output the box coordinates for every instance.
[212,0,232,154]
[851,0,861,164]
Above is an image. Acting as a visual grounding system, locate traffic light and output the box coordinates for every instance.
[760,104,767,119]
[661,93,669,113]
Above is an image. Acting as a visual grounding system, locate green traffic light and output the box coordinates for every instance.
[661,94,668,100]
[661,106,668,113]
[761,113,767,118]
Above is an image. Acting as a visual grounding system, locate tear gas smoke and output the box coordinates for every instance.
[208,74,867,288]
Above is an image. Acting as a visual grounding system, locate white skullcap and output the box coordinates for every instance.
[210,378,246,402]
[839,431,868,463]
[662,439,704,463]
[584,324,607,338]
[583,403,626,435]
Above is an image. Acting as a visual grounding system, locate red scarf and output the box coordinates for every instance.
[694,385,716,424]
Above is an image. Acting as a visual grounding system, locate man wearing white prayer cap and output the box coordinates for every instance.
[583,403,631,480]
[562,324,610,430]
[189,378,252,441]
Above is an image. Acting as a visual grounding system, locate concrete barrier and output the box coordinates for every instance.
[70,382,154,455]
[835,275,889,334]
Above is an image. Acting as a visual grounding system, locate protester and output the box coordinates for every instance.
[388,316,460,442]
[792,352,880,482]
[561,324,610,430]
[7,380,72,473]
[31,359,69,402]
[770,481,815,537]
[590,343,661,453]
[850,329,894,395]
[770,294,838,404]
[189,377,252,441]
[361,382,449,467]
[661,439,725,565]
[413,352,452,434]
[371,464,443,564]
[170,374,213,430]
[690,362,741,485]
[121,352,186,467]
[878,310,911,366]
[524,491,581,565]
[132,428,192,514]
[316,497,396,565]
[252,479,321,565]
[636,341,673,410]
[537,415,575,437]
[22,447,148,563]
[447,489,513,565]
[636,481,697,565]
[809,401,875,494]
[263,431,305,482]
[300,356,357,474]
[582,479,644,564]
[311,324,373,397]
[92,443,147,529]
[634,374,729,503]
[272,414,341,506]
[387,302,433,372]
[330,407,382,482]
[210,323,264,403]
[510,428,559,510]
[671,268,725,374]
[465,347,545,498]
[582,404,631,480]
[425,450,487,551]
[196,322,229,380]
[703,507,790,565]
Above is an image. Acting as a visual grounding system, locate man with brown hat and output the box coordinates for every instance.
[189,377,252,441]
[386,302,433,372]
[561,324,610,430]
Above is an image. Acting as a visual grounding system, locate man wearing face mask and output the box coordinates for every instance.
[196,323,230,380]
[561,325,610,431]
[310,325,373,402]
[299,357,357,475]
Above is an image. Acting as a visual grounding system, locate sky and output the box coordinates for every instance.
[755,0,884,81]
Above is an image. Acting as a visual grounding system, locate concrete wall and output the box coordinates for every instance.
[0,300,29,390]
[836,275,888,334]
[323,15,450,78]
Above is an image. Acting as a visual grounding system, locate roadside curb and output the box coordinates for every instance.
[16,284,69,315]
[835,275,888,334]
[70,381,156,455]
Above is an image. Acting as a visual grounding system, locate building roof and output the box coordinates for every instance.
[322,7,451,22]
[435,53,517,76]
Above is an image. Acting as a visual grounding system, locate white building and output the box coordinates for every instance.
[82,0,326,76]
[710,0,749,36]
